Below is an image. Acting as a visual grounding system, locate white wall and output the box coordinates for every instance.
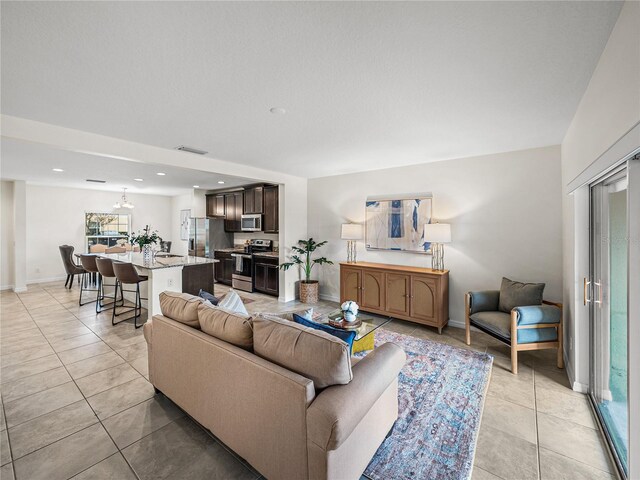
[561,0,640,389]
[25,184,172,283]
[1,181,15,289]
[308,146,563,326]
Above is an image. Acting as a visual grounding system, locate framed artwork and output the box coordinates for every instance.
[365,194,433,253]
[180,209,191,241]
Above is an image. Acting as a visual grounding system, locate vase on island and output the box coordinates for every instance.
[142,244,152,265]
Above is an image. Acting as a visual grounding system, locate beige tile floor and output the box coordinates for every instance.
[0,280,616,480]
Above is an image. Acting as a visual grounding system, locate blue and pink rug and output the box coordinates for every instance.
[356,329,493,480]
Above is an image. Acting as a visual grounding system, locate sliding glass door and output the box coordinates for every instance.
[589,167,628,477]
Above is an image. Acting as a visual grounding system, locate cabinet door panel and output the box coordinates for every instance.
[386,273,410,316]
[254,263,266,291]
[340,268,361,304]
[266,265,279,295]
[410,275,437,322]
[362,270,385,311]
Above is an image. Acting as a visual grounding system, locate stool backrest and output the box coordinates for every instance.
[79,254,99,273]
[89,244,107,253]
[96,258,116,277]
[105,246,126,254]
[112,262,142,284]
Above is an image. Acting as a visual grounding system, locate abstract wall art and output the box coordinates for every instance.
[365,194,433,253]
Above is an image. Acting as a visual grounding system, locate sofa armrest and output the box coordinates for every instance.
[513,305,561,326]
[307,342,406,452]
[468,290,500,314]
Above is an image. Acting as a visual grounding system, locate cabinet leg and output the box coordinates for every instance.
[438,326,442,334]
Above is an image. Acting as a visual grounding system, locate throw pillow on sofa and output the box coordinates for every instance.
[198,302,253,350]
[253,314,353,389]
[292,313,356,353]
[498,277,545,313]
[159,291,204,328]
[218,289,249,316]
[260,307,314,322]
[198,289,219,305]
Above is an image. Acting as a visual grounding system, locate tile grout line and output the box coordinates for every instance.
[533,363,542,480]
[8,287,142,480]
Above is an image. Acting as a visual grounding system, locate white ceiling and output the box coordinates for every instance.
[1,1,622,178]
[0,139,255,196]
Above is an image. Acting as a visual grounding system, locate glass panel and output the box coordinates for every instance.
[590,171,628,476]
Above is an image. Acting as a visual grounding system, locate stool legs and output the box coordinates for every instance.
[112,280,147,328]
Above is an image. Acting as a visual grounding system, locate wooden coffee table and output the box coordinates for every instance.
[321,309,391,353]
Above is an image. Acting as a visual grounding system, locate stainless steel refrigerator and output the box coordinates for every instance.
[189,217,233,257]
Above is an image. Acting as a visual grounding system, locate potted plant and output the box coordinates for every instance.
[280,238,333,303]
[130,225,162,263]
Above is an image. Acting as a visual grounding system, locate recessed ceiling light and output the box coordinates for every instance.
[134,178,143,182]
[269,107,286,115]
[193,185,200,188]
[52,168,64,172]
[156,172,166,176]
[218,181,225,184]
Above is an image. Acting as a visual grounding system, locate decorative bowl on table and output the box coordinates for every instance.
[328,317,362,330]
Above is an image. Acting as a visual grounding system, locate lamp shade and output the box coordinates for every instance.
[341,223,363,240]
[424,223,451,243]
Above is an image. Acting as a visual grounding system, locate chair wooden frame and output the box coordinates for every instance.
[465,294,564,374]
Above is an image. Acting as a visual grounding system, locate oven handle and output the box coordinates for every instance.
[231,254,252,259]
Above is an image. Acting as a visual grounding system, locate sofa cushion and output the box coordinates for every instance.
[293,314,356,354]
[499,277,545,313]
[159,291,204,328]
[253,314,353,389]
[218,289,249,316]
[198,303,253,350]
[259,308,314,322]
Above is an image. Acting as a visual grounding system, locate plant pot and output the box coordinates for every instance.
[299,281,319,304]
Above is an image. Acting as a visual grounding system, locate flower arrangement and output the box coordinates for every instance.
[341,300,359,323]
[129,225,162,250]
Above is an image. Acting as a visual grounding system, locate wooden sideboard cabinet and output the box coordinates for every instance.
[339,262,449,333]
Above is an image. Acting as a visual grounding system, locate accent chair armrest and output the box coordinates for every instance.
[307,342,406,452]
[467,290,500,314]
[513,304,561,326]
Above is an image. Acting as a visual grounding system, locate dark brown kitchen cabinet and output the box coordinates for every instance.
[243,186,263,214]
[206,194,225,218]
[224,192,243,232]
[214,251,234,285]
[262,185,279,233]
[254,256,279,296]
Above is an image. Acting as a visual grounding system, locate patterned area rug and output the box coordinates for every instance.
[356,329,493,480]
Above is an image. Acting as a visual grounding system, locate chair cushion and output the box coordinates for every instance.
[470,311,511,341]
[292,314,356,354]
[218,289,248,316]
[198,302,253,350]
[499,277,545,313]
[253,314,353,389]
[470,311,558,344]
[159,292,204,328]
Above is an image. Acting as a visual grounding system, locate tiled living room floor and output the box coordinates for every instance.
[0,281,616,480]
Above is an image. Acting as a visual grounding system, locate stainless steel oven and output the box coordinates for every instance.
[241,214,262,232]
[231,253,253,292]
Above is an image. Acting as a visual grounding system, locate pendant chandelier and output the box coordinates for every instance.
[113,188,134,209]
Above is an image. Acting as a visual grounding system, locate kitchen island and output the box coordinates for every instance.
[97,252,218,321]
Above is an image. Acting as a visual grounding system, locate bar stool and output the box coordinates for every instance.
[79,254,101,309]
[112,262,148,329]
[95,258,124,314]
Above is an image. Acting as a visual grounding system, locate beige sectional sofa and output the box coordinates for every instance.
[143,292,406,480]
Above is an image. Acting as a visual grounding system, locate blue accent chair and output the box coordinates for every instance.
[465,290,563,374]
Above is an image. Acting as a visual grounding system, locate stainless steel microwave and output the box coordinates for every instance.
[241,214,262,232]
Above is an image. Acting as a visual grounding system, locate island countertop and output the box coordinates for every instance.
[97,252,218,270]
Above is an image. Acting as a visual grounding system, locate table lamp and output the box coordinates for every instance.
[341,224,363,263]
[424,223,451,270]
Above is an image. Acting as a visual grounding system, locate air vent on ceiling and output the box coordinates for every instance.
[86,179,106,183]
[175,145,208,155]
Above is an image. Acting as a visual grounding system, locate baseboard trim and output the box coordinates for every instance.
[27,275,68,285]
[1,285,14,291]
[448,319,465,329]
[319,293,340,303]
[13,286,28,293]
